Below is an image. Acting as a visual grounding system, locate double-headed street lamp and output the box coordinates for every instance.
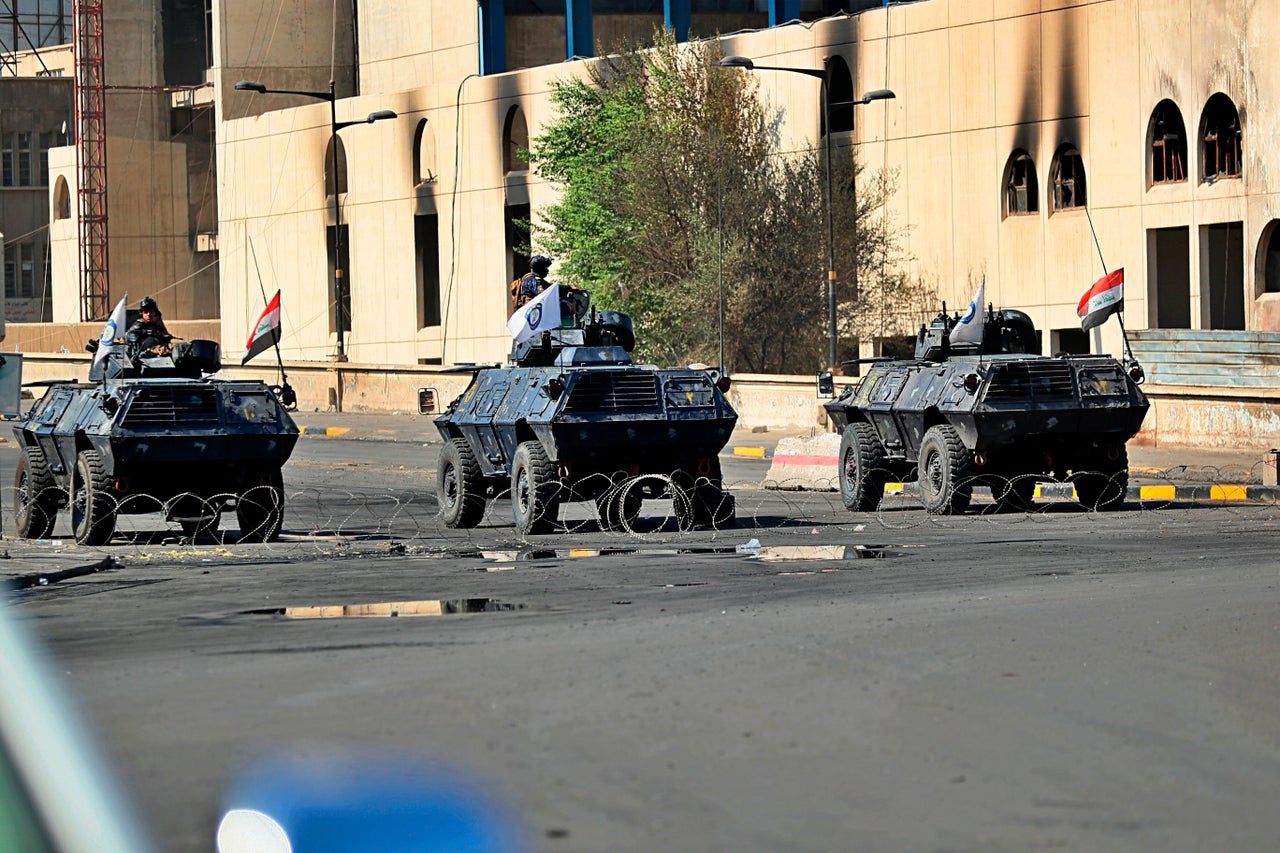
[234,79,397,361]
[720,55,894,371]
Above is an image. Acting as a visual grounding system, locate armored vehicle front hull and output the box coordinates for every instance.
[826,351,1149,515]
[14,374,298,544]
[435,363,737,535]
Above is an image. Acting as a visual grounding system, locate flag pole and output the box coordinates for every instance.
[249,238,297,410]
[1084,206,1133,362]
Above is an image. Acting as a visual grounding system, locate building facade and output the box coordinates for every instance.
[5,0,1280,374]
[0,0,217,341]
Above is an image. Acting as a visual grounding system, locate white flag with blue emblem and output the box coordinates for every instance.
[93,296,128,364]
[506,283,561,344]
[950,278,985,345]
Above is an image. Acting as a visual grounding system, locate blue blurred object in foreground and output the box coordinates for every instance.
[217,753,528,853]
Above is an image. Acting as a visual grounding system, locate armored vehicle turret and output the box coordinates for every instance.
[13,340,298,544]
[824,306,1149,514]
[434,290,737,535]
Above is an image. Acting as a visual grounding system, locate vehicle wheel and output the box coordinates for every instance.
[839,422,889,512]
[511,441,561,535]
[237,469,284,542]
[917,425,973,515]
[1071,446,1129,511]
[14,446,59,539]
[438,438,486,528]
[991,476,1036,513]
[596,484,643,531]
[70,448,116,546]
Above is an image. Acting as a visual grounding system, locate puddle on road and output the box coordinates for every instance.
[243,598,524,619]
[476,542,903,567]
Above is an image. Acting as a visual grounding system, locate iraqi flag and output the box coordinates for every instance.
[1078,269,1123,331]
[950,278,985,345]
[243,290,282,365]
[93,296,128,365]
[506,282,561,344]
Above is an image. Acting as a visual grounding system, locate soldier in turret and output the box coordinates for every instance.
[126,296,174,357]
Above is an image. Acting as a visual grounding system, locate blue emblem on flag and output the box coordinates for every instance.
[958,299,977,325]
[99,318,118,347]
[525,304,543,330]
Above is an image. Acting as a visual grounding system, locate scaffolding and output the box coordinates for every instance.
[73,0,107,320]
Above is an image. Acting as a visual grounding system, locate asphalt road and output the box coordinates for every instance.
[4,436,1280,852]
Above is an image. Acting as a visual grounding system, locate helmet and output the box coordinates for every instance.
[529,255,552,274]
[139,296,159,313]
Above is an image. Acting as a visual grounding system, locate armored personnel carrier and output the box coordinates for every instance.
[824,306,1149,514]
[434,291,737,535]
[12,339,298,544]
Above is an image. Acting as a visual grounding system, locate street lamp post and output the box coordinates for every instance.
[719,56,893,370]
[234,79,397,361]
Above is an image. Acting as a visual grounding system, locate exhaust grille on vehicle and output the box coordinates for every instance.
[984,361,1075,401]
[564,371,660,412]
[122,386,220,426]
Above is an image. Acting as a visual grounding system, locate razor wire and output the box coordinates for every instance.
[6,465,1280,561]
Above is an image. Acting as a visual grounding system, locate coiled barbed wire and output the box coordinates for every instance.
[7,466,1277,555]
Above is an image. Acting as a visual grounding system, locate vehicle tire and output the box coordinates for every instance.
[596,485,643,531]
[438,438,486,529]
[1071,446,1129,511]
[237,469,284,542]
[511,441,561,535]
[991,476,1036,513]
[839,422,889,512]
[70,448,116,546]
[917,425,973,515]
[15,446,60,539]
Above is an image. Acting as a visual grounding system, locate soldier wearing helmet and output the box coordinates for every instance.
[513,255,554,308]
[126,296,174,357]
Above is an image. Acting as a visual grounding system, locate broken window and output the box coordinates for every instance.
[1050,145,1086,211]
[1200,93,1242,181]
[1003,150,1038,217]
[1149,99,1187,185]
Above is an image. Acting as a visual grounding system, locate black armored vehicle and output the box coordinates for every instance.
[13,339,298,544]
[824,306,1149,514]
[434,293,737,535]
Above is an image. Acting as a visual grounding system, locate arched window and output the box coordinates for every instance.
[325,135,348,195]
[824,55,853,135]
[412,119,435,184]
[1148,99,1187,185]
[1200,93,1242,182]
[1050,144,1086,211]
[1261,220,1280,295]
[53,175,70,220]
[503,105,529,174]
[1003,149,1038,217]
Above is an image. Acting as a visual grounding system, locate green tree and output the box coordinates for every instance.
[530,29,922,373]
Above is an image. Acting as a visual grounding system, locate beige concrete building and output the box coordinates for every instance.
[208,0,1280,374]
[5,0,1279,386]
[1,1,217,343]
